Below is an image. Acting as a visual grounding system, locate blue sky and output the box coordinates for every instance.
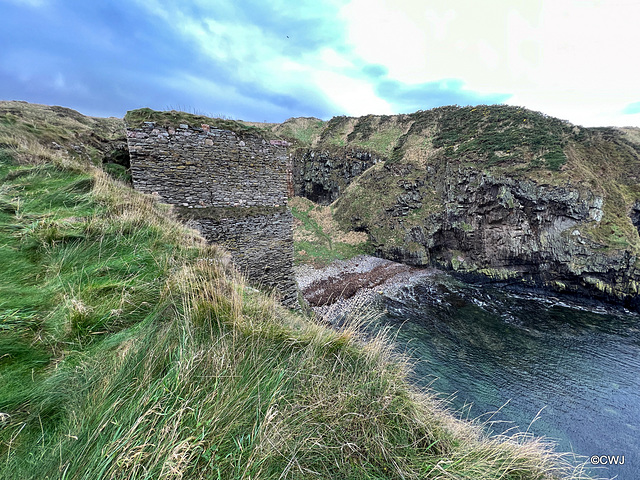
[2,0,639,127]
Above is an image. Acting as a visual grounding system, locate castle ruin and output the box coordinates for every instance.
[125,120,298,306]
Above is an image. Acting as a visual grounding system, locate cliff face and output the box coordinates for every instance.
[339,163,639,305]
[291,147,382,204]
[280,106,640,308]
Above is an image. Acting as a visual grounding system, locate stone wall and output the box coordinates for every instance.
[126,121,298,306]
[127,122,289,207]
[179,207,296,302]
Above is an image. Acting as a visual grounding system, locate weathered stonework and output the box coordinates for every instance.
[126,121,298,306]
[179,207,295,300]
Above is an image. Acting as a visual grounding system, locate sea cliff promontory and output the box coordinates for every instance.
[276,106,640,309]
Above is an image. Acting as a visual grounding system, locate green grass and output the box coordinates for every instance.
[357,127,406,156]
[0,148,210,478]
[294,239,373,267]
[297,114,409,158]
[102,162,131,183]
[303,105,575,172]
[387,105,570,171]
[0,104,593,479]
[290,197,372,266]
[344,115,407,156]
[273,117,325,147]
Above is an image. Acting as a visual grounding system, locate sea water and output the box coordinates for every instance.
[379,274,640,479]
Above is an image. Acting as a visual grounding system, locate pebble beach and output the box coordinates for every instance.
[294,254,437,323]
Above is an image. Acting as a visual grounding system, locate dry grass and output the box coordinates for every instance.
[307,203,367,245]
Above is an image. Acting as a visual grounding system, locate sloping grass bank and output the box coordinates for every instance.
[290,196,372,266]
[1,112,591,479]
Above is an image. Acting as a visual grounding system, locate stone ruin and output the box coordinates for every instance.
[125,120,298,306]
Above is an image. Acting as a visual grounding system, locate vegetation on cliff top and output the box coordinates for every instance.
[0,102,593,478]
[272,117,326,147]
[286,104,636,177]
[0,100,130,183]
[0,100,124,164]
[124,107,277,139]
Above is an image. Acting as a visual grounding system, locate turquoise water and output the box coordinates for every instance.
[380,276,640,479]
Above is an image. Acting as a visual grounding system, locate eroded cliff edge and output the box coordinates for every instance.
[274,106,640,309]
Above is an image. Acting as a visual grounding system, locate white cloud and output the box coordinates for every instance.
[313,70,393,116]
[319,48,353,69]
[340,0,640,126]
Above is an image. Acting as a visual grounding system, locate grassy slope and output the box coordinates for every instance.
[0,102,592,479]
[289,196,372,266]
[0,101,124,162]
[281,105,640,255]
[272,117,326,148]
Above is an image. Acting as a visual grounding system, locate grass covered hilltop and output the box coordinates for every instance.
[0,101,593,479]
[275,107,640,308]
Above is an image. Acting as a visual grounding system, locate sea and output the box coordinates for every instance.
[375,272,640,480]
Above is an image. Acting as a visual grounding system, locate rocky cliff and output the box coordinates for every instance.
[292,147,382,203]
[276,106,640,309]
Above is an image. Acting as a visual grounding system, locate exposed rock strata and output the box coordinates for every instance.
[291,147,382,204]
[285,107,640,310]
[334,163,640,309]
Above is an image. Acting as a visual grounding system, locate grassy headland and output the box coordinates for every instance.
[0,101,593,479]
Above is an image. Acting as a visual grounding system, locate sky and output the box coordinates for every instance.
[1,0,640,127]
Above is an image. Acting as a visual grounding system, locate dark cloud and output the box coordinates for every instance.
[1,1,201,115]
[376,78,510,112]
[0,0,342,120]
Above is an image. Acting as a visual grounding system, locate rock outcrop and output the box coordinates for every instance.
[340,164,639,306]
[284,106,640,309]
[291,147,382,204]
